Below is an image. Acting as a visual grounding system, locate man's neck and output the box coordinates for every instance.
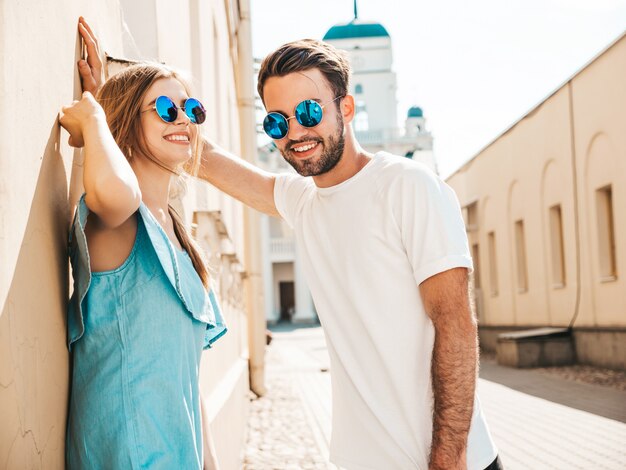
[312,140,373,188]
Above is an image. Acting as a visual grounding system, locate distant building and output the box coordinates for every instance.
[324,19,436,172]
[446,32,626,371]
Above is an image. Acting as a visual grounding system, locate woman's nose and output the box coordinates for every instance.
[174,107,191,125]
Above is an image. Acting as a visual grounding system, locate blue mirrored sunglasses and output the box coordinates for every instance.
[262,96,343,140]
[144,95,206,125]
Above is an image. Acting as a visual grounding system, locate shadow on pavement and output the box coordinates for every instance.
[268,321,322,333]
[479,358,626,423]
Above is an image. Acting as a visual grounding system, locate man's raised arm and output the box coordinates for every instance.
[197,139,280,217]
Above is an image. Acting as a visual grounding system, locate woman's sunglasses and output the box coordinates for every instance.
[262,96,343,140]
[144,95,207,125]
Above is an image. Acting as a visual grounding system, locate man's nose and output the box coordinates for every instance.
[285,117,309,141]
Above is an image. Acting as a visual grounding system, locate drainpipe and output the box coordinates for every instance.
[236,0,267,396]
[566,82,582,331]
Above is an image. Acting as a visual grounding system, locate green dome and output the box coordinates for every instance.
[323,21,390,40]
[408,106,423,118]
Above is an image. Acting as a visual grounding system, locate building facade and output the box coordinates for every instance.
[446,33,626,370]
[0,1,263,467]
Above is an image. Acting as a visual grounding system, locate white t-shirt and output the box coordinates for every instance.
[274,152,497,470]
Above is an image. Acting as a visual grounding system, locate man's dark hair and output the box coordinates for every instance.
[257,39,351,104]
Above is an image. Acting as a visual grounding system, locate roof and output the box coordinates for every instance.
[408,106,423,118]
[323,21,390,40]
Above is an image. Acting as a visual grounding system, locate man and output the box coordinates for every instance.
[198,39,501,470]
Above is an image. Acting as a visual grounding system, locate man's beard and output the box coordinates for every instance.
[281,116,345,177]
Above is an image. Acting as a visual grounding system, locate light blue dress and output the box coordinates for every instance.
[66,195,227,469]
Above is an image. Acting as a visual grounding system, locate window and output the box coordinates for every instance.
[596,185,617,280]
[549,205,566,287]
[355,83,363,94]
[487,232,498,296]
[464,202,478,232]
[514,220,528,293]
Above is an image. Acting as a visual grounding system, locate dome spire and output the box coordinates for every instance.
[354,0,358,21]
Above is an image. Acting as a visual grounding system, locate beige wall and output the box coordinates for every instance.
[0,1,257,467]
[447,34,626,334]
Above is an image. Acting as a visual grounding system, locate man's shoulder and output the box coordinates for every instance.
[275,171,315,191]
[374,152,439,188]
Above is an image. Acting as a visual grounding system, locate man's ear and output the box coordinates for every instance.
[340,94,356,124]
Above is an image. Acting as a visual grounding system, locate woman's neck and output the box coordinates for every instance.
[131,157,174,221]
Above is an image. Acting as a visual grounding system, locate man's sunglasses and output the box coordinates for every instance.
[143,95,207,125]
[262,96,343,140]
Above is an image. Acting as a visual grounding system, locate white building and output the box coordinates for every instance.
[259,15,437,325]
[323,19,436,172]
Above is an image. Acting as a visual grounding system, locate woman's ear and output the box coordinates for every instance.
[341,94,356,124]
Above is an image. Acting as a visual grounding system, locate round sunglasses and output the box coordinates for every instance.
[262,96,343,140]
[143,95,207,125]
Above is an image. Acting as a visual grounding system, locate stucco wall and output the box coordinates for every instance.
[447,34,626,334]
[0,1,254,467]
[0,4,125,467]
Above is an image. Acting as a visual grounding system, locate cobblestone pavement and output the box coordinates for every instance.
[244,325,626,469]
[535,364,626,391]
[243,325,337,469]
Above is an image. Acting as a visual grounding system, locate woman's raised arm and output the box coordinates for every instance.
[59,18,140,228]
[60,92,141,228]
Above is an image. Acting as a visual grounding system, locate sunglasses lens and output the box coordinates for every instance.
[155,96,177,123]
[263,113,289,139]
[295,100,323,127]
[185,98,206,124]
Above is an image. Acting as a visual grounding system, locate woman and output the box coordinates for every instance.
[60,18,225,469]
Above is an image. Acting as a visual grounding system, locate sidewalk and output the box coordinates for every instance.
[243,325,626,469]
[480,357,626,423]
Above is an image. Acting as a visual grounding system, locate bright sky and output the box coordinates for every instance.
[250,0,626,178]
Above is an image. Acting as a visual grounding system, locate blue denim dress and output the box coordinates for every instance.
[66,194,227,469]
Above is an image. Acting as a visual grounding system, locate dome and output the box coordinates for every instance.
[323,21,390,40]
[408,106,423,118]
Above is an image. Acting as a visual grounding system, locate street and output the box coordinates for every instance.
[243,324,626,470]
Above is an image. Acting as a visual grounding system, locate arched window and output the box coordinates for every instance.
[355,84,363,94]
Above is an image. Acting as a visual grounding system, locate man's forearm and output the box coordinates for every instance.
[194,138,279,216]
[429,314,478,470]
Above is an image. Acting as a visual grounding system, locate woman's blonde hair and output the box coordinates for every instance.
[97,62,209,288]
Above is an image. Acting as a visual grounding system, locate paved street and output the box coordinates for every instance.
[243,325,626,469]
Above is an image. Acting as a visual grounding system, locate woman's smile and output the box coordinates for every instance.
[164,132,191,145]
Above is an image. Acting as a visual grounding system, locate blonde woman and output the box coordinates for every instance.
[60,18,225,469]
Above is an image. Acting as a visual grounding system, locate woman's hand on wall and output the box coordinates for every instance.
[59,92,106,148]
[77,17,103,95]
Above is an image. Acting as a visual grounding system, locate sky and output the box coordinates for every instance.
[250,0,626,178]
